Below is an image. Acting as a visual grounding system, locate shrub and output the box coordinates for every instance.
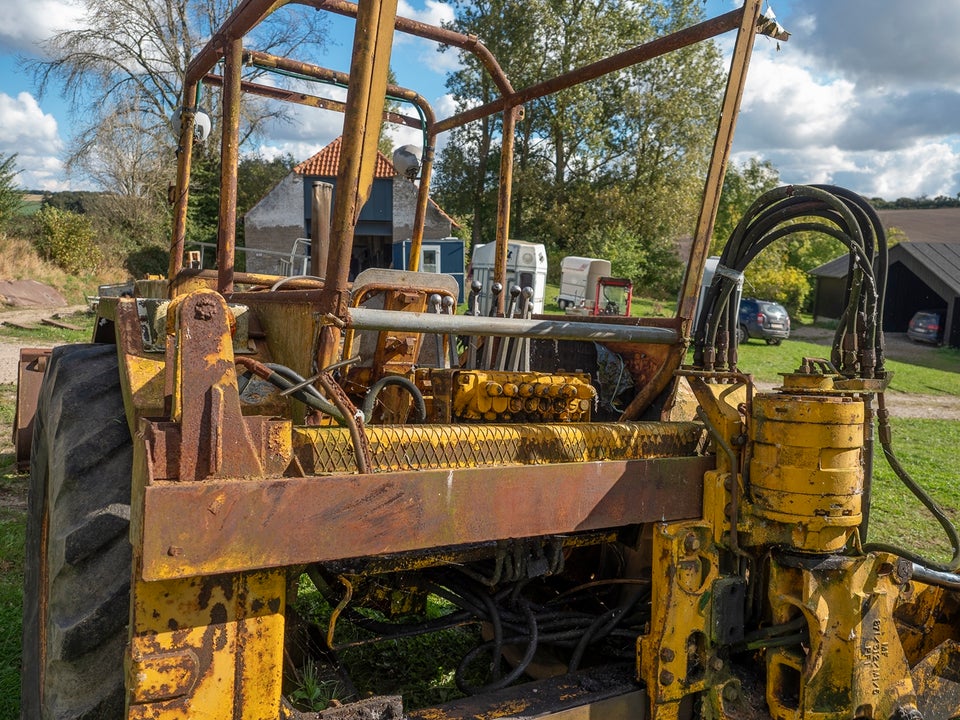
[33,206,102,273]
[745,266,809,317]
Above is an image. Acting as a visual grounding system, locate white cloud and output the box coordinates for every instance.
[0,0,85,55]
[793,0,960,89]
[0,91,67,190]
[727,3,960,200]
[388,2,462,98]
[737,46,856,151]
[397,0,454,29]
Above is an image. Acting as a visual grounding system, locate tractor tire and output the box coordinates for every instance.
[21,344,133,720]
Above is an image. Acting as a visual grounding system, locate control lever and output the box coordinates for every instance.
[442,295,459,368]
[465,279,482,369]
[497,285,522,371]
[509,286,534,372]
[429,293,448,369]
[481,282,503,369]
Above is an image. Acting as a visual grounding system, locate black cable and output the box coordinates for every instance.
[863,396,960,573]
[361,375,427,424]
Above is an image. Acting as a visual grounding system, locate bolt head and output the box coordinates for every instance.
[683,533,701,553]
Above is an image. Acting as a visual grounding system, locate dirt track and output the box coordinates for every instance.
[0,305,89,384]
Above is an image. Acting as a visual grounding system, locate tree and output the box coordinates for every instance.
[710,157,780,254]
[434,0,726,297]
[0,153,24,230]
[29,0,329,192]
[34,205,101,273]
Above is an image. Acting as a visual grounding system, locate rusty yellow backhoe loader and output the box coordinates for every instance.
[18,0,960,718]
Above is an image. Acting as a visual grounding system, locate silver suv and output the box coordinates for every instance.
[738,298,790,345]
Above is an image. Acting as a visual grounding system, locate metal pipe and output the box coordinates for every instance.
[433,9,745,135]
[185,0,287,87]
[346,307,679,344]
[172,268,325,291]
[317,0,398,370]
[168,81,198,283]
[311,182,333,279]
[911,564,960,591]
[696,406,742,557]
[407,129,437,270]
[203,73,423,129]
[676,0,763,331]
[240,51,435,129]
[306,0,515,97]
[493,106,520,313]
[217,37,244,294]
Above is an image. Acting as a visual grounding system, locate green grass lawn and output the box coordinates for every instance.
[735,336,960,395]
[869,417,960,566]
[0,383,25,720]
[0,310,94,344]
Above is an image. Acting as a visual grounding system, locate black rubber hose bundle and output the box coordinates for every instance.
[693,184,886,377]
[695,184,959,575]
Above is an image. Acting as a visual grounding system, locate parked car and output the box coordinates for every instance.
[906,309,945,344]
[738,298,790,345]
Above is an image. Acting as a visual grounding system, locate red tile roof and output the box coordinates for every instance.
[293,136,397,178]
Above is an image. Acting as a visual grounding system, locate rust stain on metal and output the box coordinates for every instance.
[140,455,710,580]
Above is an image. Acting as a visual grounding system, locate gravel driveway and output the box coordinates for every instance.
[0,305,88,384]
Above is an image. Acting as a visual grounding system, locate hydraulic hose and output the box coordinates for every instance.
[361,375,427,424]
[697,183,959,577]
[863,395,960,574]
[235,357,346,424]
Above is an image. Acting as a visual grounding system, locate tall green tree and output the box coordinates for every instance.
[711,158,780,254]
[31,0,329,178]
[434,0,726,297]
[0,153,24,229]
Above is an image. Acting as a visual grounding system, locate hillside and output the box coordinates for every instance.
[0,233,126,307]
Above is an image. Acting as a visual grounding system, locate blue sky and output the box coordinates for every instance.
[2,0,960,201]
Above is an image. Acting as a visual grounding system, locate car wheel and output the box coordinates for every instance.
[766,338,782,346]
[738,324,748,343]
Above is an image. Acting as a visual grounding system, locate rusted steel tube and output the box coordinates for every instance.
[203,74,423,129]
[323,0,397,296]
[184,0,287,86]
[241,51,435,128]
[306,0,514,97]
[317,0,398,370]
[216,37,244,294]
[407,131,436,271]
[172,268,325,291]
[346,307,679,344]
[433,8,743,135]
[168,81,199,282]
[492,106,520,313]
[677,0,763,332]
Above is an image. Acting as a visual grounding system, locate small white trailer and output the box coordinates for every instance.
[557,256,612,311]
[470,240,548,316]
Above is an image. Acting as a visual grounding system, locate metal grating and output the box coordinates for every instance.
[293,421,705,474]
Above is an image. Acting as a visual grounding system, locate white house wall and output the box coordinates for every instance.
[244,172,305,275]
[392,176,451,243]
